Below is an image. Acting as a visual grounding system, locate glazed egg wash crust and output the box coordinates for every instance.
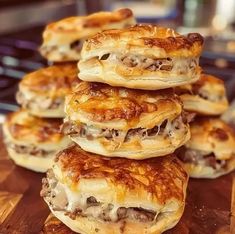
[62,82,191,159]
[40,8,136,62]
[177,118,235,178]
[78,24,204,90]
[16,63,79,118]
[41,145,188,234]
[3,110,72,172]
[176,74,228,116]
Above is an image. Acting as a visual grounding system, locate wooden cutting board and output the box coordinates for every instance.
[0,131,234,234]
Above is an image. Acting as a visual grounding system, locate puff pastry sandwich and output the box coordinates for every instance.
[16,63,79,118]
[3,110,72,172]
[41,145,188,234]
[177,118,235,178]
[78,24,204,90]
[62,82,191,159]
[40,8,136,62]
[176,74,228,115]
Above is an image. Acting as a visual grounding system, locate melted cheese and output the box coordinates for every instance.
[108,204,120,222]
[54,180,154,223]
[100,53,199,74]
[63,185,87,211]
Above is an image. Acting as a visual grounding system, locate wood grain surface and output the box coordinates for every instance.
[0,130,234,234]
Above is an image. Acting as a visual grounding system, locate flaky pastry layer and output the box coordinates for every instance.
[3,110,70,149]
[186,118,235,160]
[176,74,228,115]
[40,8,136,61]
[65,82,183,130]
[41,145,188,233]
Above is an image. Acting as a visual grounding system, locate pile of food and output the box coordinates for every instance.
[3,8,234,234]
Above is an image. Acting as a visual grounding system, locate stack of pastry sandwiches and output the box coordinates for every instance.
[175,72,235,178]
[41,24,206,233]
[2,64,77,172]
[3,8,136,173]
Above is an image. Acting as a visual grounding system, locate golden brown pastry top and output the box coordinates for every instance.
[46,8,133,33]
[187,118,235,160]
[176,73,226,96]
[5,110,64,143]
[198,74,224,85]
[190,118,234,142]
[20,63,79,98]
[55,145,188,204]
[82,24,204,57]
[66,81,182,124]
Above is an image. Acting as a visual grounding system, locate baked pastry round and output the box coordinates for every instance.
[221,100,235,126]
[40,8,136,62]
[3,110,72,172]
[41,145,188,234]
[176,74,228,115]
[16,63,79,118]
[177,118,235,178]
[78,24,204,90]
[62,82,191,159]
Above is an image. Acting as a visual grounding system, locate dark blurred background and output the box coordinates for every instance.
[0,0,235,116]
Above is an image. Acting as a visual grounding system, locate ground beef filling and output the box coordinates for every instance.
[61,115,188,143]
[178,148,227,170]
[41,170,156,223]
[196,88,224,102]
[16,91,63,110]
[70,40,82,51]
[99,53,198,73]
[121,56,173,71]
[7,142,53,157]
